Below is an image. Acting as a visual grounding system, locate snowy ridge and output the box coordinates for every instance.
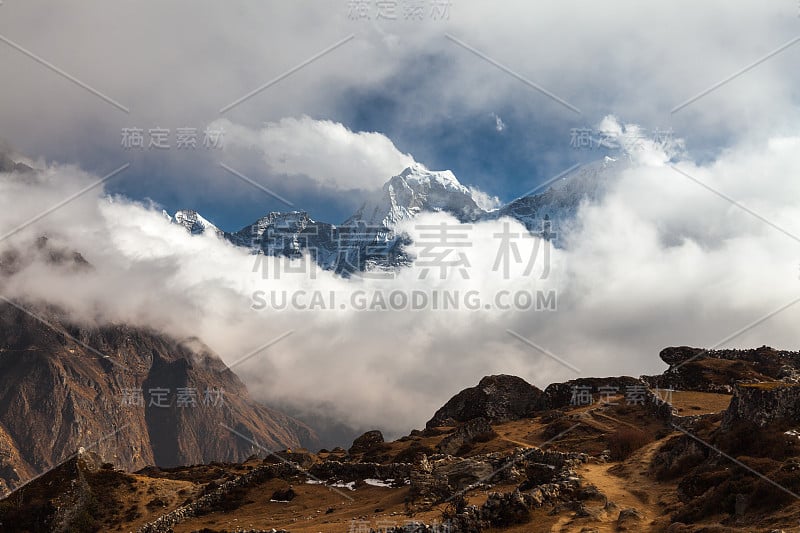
[174,159,618,273]
[482,157,623,232]
[173,210,222,237]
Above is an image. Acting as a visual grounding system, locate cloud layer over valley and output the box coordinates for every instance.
[2,118,799,437]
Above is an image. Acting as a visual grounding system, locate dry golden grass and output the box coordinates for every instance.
[669,391,732,414]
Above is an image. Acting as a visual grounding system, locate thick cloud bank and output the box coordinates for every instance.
[1,121,799,436]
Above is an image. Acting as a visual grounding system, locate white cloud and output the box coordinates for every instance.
[215,116,417,190]
[468,185,502,211]
[1,0,798,197]
[3,122,800,438]
[2,0,800,440]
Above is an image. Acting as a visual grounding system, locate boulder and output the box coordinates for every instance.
[660,346,705,366]
[409,455,494,506]
[348,430,385,455]
[427,375,545,428]
[270,487,296,502]
[543,376,644,409]
[644,345,800,393]
[436,457,494,491]
[482,490,532,527]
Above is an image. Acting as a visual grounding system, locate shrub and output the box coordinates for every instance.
[714,420,799,460]
[607,428,650,460]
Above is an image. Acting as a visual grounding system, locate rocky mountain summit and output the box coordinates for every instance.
[170,210,223,237]
[0,153,33,175]
[426,375,546,428]
[0,145,35,175]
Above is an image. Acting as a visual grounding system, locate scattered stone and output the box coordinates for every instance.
[270,487,296,502]
[482,490,531,526]
[617,507,643,531]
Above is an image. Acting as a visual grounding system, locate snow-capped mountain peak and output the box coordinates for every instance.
[173,210,221,236]
[396,165,465,193]
[346,166,486,228]
[240,211,316,238]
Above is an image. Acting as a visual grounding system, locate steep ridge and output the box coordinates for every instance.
[0,299,318,495]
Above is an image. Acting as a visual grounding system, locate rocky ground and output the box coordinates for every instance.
[3,346,800,532]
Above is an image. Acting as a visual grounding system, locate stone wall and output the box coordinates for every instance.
[136,459,413,533]
[408,447,587,510]
[308,460,411,483]
[136,463,288,533]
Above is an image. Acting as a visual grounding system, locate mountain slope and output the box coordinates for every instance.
[0,299,318,495]
[481,157,622,232]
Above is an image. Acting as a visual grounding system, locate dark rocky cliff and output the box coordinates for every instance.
[0,301,318,495]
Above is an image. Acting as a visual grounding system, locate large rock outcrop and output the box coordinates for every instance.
[543,376,645,409]
[722,382,800,428]
[426,375,545,428]
[642,345,800,393]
